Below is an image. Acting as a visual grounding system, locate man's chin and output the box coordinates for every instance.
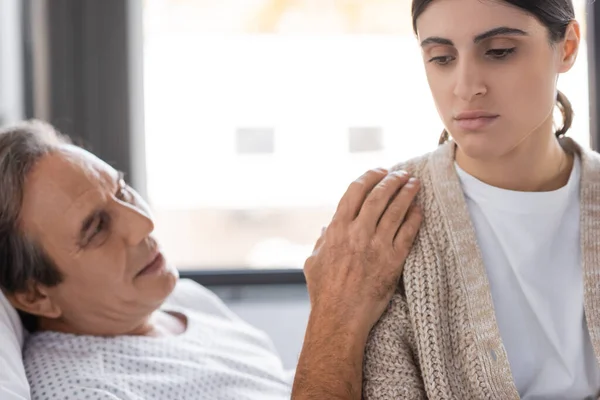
[136,259,178,300]
[163,261,179,291]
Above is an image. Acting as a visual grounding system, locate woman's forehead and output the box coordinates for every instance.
[415,0,540,40]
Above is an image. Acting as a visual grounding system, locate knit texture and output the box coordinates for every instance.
[363,138,600,399]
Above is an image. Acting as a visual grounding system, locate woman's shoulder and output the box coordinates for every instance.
[563,137,600,184]
[387,143,455,209]
[388,151,432,176]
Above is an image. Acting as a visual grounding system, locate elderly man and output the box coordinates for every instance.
[0,120,421,399]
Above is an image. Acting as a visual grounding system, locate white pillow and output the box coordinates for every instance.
[0,291,30,400]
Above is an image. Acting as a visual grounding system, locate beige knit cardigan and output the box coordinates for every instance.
[362,138,600,400]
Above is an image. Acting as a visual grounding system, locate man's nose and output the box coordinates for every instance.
[111,201,155,246]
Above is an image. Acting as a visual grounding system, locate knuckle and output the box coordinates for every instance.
[394,190,414,208]
[401,221,415,239]
[303,257,314,272]
[401,228,416,247]
[410,216,423,233]
[349,222,364,238]
[328,219,341,231]
[364,191,384,208]
[370,235,388,253]
[384,203,406,224]
[393,228,417,254]
[368,235,383,250]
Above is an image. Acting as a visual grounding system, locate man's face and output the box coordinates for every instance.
[18,145,178,335]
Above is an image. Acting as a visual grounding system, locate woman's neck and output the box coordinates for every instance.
[455,134,573,192]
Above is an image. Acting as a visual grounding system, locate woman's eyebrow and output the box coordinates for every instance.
[421,26,528,48]
[473,26,528,43]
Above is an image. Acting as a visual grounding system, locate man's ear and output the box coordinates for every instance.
[6,282,62,319]
[558,21,580,73]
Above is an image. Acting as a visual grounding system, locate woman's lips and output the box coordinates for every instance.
[454,116,499,131]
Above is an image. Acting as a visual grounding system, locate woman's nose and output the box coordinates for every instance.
[453,61,488,102]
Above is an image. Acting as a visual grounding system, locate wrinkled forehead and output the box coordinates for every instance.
[19,145,118,238]
[29,145,116,194]
[415,0,543,42]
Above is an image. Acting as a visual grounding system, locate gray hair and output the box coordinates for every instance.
[0,120,70,330]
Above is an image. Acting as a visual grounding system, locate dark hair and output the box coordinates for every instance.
[411,0,576,145]
[0,120,71,331]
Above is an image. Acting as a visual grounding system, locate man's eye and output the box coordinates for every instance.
[117,187,127,200]
[116,182,133,203]
[84,214,107,245]
[92,217,105,236]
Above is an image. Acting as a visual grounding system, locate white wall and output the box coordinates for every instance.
[210,284,310,370]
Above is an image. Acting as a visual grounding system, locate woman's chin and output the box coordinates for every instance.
[453,134,511,162]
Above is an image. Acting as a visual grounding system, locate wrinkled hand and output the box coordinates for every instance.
[304,168,422,332]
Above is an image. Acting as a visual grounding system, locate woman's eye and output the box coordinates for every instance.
[429,56,455,66]
[486,48,516,59]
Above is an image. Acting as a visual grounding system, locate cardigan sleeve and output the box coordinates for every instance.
[362,290,427,400]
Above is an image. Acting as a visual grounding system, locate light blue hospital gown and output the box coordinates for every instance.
[23,280,294,400]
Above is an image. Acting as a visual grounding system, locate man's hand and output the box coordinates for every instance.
[292,168,422,400]
[306,168,421,331]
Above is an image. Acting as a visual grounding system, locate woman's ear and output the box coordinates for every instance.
[558,21,580,73]
[6,282,62,319]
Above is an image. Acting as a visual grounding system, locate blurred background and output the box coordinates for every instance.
[0,0,597,368]
[143,0,591,271]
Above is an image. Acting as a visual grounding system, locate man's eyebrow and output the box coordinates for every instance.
[420,27,528,48]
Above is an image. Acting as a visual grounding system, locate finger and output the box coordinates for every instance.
[377,177,420,239]
[331,168,388,223]
[392,204,422,260]
[355,170,411,230]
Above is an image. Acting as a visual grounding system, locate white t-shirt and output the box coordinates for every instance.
[23,280,293,400]
[456,158,600,400]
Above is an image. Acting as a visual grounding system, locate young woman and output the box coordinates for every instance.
[361,0,600,399]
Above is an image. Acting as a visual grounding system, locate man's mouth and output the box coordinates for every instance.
[136,251,165,277]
